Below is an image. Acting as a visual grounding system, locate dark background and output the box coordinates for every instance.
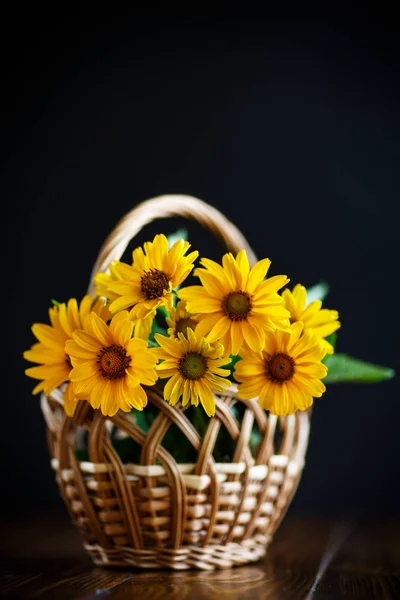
[4,10,400,519]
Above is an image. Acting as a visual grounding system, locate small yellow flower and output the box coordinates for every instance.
[66,311,158,417]
[235,322,327,415]
[282,284,340,354]
[95,234,198,321]
[166,300,199,339]
[179,250,290,356]
[24,296,109,416]
[153,328,231,417]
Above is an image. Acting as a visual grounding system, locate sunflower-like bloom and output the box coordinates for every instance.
[153,328,231,417]
[66,311,158,417]
[166,300,199,339]
[95,234,198,322]
[179,250,290,356]
[24,296,109,416]
[282,284,340,354]
[235,322,327,415]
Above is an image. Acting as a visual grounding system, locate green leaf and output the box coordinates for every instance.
[167,228,188,249]
[225,354,239,383]
[324,353,395,383]
[306,281,329,305]
[51,298,60,307]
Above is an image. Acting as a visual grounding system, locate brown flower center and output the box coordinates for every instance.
[265,352,295,383]
[179,352,207,380]
[175,317,198,337]
[140,269,171,300]
[97,345,131,379]
[222,291,252,321]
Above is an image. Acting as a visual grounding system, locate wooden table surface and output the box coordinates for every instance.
[0,510,399,599]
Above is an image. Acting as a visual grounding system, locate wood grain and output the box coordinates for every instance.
[1,511,399,599]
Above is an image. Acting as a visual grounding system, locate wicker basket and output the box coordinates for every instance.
[40,194,311,570]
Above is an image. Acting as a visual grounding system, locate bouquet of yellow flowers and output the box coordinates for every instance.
[22,195,395,571]
[24,230,393,423]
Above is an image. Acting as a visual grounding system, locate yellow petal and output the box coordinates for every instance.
[25,363,68,381]
[88,313,114,347]
[70,361,99,382]
[247,258,272,294]
[24,347,65,365]
[195,270,223,298]
[206,317,231,344]
[242,319,265,353]
[110,311,133,346]
[74,374,98,397]
[236,249,250,287]
[164,372,182,401]
[110,295,140,314]
[222,253,240,288]
[196,379,216,416]
[31,323,65,350]
[154,334,183,358]
[230,321,244,356]
[292,284,307,312]
[63,382,79,417]
[289,381,313,411]
[194,313,222,338]
[71,330,101,353]
[133,313,154,340]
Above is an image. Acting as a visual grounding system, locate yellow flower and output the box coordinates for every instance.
[95,234,198,321]
[282,284,340,354]
[166,300,199,339]
[179,250,290,356]
[153,328,231,417]
[66,311,158,417]
[235,322,327,415]
[24,296,109,417]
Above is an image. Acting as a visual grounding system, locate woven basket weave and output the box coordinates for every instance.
[40,194,311,570]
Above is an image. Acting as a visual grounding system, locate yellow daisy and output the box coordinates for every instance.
[179,250,290,356]
[153,328,231,417]
[24,296,109,416]
[282,284,341,354]
[235,322,328,415]
[95,234,198,321]
[166,300,199,339]
[66,311,158,417]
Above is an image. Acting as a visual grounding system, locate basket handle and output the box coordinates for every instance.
[87,194,258,295]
